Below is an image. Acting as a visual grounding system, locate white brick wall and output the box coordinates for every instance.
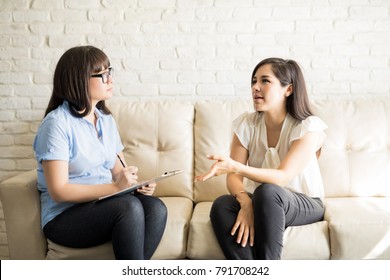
[0,0,390,259]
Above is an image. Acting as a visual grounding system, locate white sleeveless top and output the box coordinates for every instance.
[233,112,327,198]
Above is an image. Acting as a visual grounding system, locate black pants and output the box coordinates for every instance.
[43,194,167,260]
[210,183,324,260]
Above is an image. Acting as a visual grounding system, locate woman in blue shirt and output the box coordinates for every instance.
[33,46,167,260]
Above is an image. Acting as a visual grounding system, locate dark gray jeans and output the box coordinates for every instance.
[210,183,324,260]
[44,193,167,260]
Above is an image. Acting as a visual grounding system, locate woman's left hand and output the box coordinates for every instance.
[137,182,156,196]
[195,154,238,182]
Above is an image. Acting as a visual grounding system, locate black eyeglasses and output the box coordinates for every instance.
[91,67,114,84]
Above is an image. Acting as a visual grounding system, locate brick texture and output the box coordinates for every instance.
[0,0,390,260]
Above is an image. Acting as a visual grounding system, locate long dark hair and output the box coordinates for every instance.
[44,46,111,117]
[251,58,313,121]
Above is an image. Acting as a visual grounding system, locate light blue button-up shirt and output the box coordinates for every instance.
[33,101,124,228]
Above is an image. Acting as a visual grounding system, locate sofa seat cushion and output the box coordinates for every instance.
[46,196,193,260]
[187,202,330,259]
[46,240,114,260]
[325,197,390,259]
[281,220,330,259]
[153,197,193,259]
[187,202,224,259]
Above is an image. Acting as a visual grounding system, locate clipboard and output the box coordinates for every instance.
[98,170,182,201]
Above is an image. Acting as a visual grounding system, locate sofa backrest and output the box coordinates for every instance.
[108,98,390,202]
[194,99,253,202]
[194,98,390,202]
[312,98,390,198]
[108,101,195,200]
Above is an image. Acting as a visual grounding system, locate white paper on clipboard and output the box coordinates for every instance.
[98,170,182,201]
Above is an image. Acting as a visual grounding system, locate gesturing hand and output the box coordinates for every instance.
[194,154,237,182]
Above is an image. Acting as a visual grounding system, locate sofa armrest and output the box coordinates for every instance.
[0,170,47,259]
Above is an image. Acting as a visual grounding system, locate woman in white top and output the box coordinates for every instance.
[195,58,327,260]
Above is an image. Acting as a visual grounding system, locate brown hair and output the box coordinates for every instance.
[44,46,111,117]
[251,58,313,121]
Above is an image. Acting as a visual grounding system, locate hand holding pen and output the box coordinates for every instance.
[116,154,156,196]
[115,154,138,190]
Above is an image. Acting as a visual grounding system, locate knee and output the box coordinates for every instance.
[252,183,284,205]
[115,195,144,217]
[149,198,167,220]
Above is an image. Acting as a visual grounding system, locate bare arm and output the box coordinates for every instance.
[234,131,320,186]
[42,158,138,203]
[227,134,255,247]
[226,134,248,196]
[196,131,320,187]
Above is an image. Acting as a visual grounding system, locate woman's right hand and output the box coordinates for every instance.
[231,194,255,247]
[114,166,138,191]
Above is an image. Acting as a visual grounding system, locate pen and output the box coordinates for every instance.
[116,153,126,168]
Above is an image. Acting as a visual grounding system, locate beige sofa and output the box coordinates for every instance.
[1,98,390,260]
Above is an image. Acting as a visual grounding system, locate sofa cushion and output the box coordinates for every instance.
[312,98,390,198]
[325,197,390,259]
[194,99,252,203]
[187,202,225,259]
[281,220,330,259]
[46,240,114,260]
[108,101,195,200]
[0,169,47,260]
[187,201,330,260]
[46,196,193,259]
[153,197,193,259]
